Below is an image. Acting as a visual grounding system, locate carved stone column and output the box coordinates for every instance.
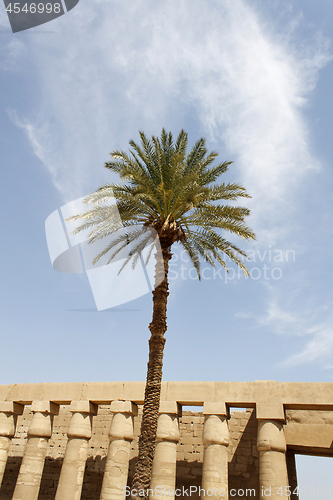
[55,400,98,500]
[0,402,24,486]
[149,402,182,500]
[201,402,229,500]
[100,400,138,500]
[257,403,290,500]
[12,401,59,500]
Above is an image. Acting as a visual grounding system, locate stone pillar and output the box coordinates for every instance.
[0,402,24,486]
[149,402,182,500]
[12,401,59,500]
[55,400,98,500]
[257,403,290,500]
[201,402,229,500]
[100,400,138,500]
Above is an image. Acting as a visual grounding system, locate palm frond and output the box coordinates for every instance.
[91,227,150,265]
[117,231,155,274]
[178,239,202,279]
[69,129,255,281]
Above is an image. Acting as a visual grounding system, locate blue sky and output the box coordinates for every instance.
[1,0,333,492]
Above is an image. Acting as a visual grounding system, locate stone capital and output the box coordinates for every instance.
[203,414,229,446]
[257,420,287,453]
[0,412,20,438]
[156,413,180,443]
[109,411,135,441]
[68,410,95,440]
[28,408,57,439]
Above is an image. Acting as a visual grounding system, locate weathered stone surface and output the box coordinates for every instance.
[0,402,24,486]
[100,402,137,500]
[12,403,58,500]
[257,421,286,453]
[0,403,24,415]
[286,408,333,424]
[284,423,333,451]
[0,436,11,486]
[110,401,138,416]
[69,400,98,415]
[1,381,333,407]
[159,401,182,416]
[150,407,180,499]
[257,420,289,500]
[30,401,59,415]
[203,402,227,416]
[202,414,229,499]
[256,403,285,421]
[55,402,96,500]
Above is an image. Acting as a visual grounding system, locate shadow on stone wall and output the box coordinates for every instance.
[228,410,259,498]
[1,456,106,500]
[37,457,63,499]
[176,460,202,500]
[81,456,105,500]
[0,457,22,500]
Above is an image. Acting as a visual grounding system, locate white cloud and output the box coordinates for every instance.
[8,110,72,199]
[5,0,331,223]
[239,290,333,367]
[286,326,333,366]
[0,39,26,71]
[0,5,9,27]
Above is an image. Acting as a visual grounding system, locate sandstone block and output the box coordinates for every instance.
[256,403,285,421]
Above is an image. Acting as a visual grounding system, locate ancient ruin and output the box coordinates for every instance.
[0,380,332,500]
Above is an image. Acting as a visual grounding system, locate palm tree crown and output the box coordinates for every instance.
[69,129,255,277]
[68,129,255,497]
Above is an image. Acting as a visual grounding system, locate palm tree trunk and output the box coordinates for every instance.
[131,246,172,498]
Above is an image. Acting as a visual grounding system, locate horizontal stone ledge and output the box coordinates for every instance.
[1,381,333,409]
[285,423,333,450]
[2,400,333,413]
[283,403,333,411]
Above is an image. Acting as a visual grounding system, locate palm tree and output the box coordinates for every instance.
[68,129,255,496]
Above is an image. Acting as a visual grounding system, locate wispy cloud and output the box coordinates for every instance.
[4,0,331,218]
[0,38,26,71]
[286,325,333,366]
[237,290,333,367]
[8,111,73,199]
[0,5,9,27]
